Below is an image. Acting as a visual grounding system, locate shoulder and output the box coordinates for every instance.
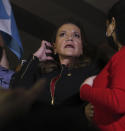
[111,46,125,65]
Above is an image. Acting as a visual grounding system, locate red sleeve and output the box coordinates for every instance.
[80,54,125,114]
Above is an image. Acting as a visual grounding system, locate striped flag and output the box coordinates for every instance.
[0,0,23,59]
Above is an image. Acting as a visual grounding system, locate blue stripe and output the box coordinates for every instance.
[0,0,23,59]
[0,0,10,19]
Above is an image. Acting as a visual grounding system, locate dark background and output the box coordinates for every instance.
[7,0,118,69]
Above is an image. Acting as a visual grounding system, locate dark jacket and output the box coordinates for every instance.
[9,55,100,131]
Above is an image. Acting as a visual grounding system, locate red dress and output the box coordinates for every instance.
[80,46,125,131]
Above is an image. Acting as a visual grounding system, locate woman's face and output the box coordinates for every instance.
[54,23,83,58]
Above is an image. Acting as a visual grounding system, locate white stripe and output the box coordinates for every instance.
[0,19,11,35]
[2,0,11,17]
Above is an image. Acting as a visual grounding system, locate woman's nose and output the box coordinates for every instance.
[66,34,73,41]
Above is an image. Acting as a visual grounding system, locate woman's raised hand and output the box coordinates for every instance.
[33,40,54,61]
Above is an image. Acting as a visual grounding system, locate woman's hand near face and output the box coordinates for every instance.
[84,103,94,121]
[33,40,54,62]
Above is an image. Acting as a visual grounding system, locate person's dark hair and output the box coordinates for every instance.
[95,40,116,70]
[107,0,125,45]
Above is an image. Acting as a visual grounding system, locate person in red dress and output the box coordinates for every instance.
[80,1,125,131]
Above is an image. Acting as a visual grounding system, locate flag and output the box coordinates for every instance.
[0,0,23,59]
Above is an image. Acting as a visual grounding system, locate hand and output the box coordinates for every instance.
[33,40,54,62]
[82,75,96,87]
[84,103,94,121]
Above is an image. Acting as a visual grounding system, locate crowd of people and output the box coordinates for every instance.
[0,0,124,131]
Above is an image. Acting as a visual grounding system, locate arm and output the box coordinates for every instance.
[80,54,125,114]
[10,40,53,89]
[10,55,39,88]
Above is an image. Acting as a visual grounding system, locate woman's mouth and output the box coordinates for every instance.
[64,44,74,48]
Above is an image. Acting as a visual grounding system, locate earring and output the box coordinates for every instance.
[54,51,57,55]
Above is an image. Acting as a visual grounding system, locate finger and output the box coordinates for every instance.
[44,41,52,47]
[41,40,47,48]
[45,49,53,54]
[46,53,54,57]
[47,57,54,61]
[45,45,53,51]
[91,75,96,80]
[42,40,53,49]
[90,105,94,109]
[39,55,54,61]
[42,53,54,61]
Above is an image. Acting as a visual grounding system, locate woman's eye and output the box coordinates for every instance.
[59,32,65,37]
[74,33,80,38]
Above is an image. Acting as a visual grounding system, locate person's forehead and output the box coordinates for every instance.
[58,23,80,32]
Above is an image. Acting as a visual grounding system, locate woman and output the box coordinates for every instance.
[9,18,99,130]
[80,1,125,131]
